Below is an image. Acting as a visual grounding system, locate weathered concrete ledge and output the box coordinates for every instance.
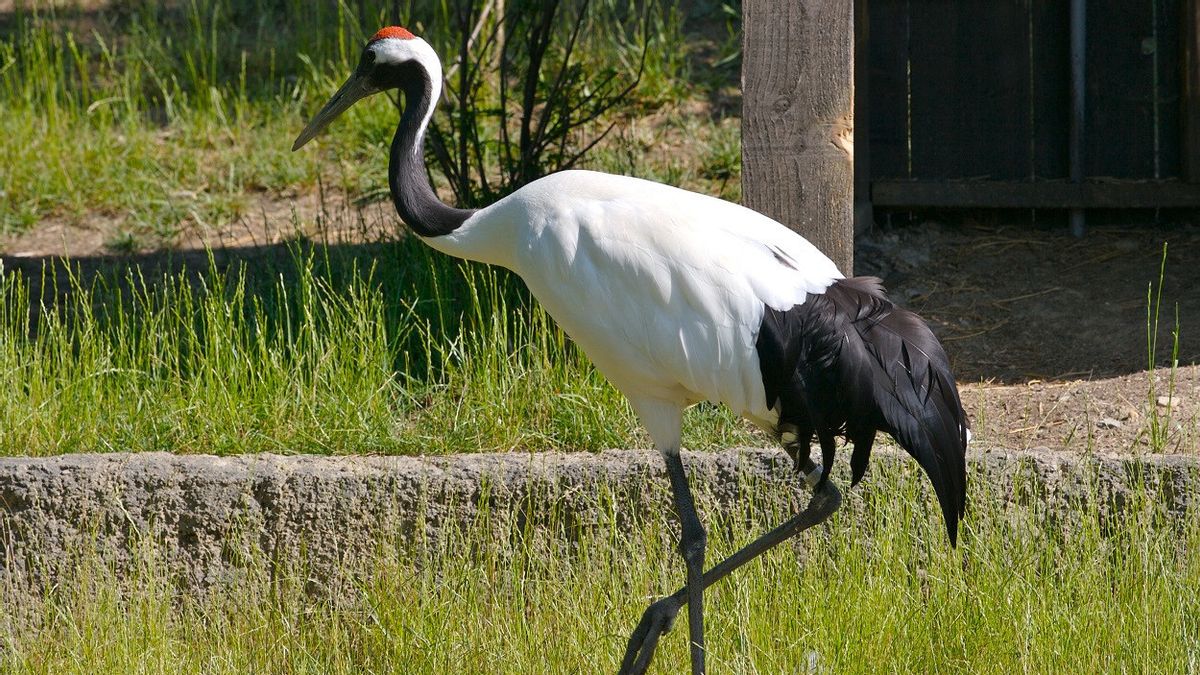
[2,448,1197,592]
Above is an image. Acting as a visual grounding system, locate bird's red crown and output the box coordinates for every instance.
[370,26,415,42]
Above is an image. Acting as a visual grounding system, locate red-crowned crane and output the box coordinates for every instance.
[293,26,969,675]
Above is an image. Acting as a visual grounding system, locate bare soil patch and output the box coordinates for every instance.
[858,219,1200,454]
[963,367,1199,455]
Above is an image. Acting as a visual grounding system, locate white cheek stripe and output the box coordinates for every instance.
[372,37,442,157]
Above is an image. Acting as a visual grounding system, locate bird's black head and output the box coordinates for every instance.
[292,26,438,151]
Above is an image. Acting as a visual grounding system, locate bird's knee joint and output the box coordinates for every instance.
[650,596,682,629]
[678,524,707,565]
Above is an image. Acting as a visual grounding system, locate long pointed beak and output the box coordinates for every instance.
[292,72,376,151]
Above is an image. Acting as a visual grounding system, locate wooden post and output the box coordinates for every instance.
[742,0,855,274]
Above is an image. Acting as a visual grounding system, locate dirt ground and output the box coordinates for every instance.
[2,201,1198,456]
[857,217,1200,455]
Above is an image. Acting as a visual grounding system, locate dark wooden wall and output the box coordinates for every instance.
[865,0,1200,211]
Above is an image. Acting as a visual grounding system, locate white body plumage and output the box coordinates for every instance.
[426,169,843,442]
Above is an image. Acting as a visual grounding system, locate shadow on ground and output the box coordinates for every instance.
[2,219,1197,386]
[856,220,1200,383]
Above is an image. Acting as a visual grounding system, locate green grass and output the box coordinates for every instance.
[0,0,748,456]
[1145,243,1184,453]
[1,1,331,233]
[0,240,761,456]
[0,0,732,241]
[0,0,750,455]
[4,464,1198,673]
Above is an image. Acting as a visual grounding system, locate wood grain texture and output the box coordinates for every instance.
[872,179,1200,208]
[1185,0,1200,181]
[742,0,854,275]
[1086,2,1157,178]
[1032,1,1071,180]
[853,0,872,235]
[865,0,910,181]
[909,0,1032,181]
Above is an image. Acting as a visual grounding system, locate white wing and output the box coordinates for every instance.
[450,170,843,426]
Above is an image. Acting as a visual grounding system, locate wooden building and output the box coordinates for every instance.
[742,0,1200,272]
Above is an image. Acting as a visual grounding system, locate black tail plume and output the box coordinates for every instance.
[756,277,969,545]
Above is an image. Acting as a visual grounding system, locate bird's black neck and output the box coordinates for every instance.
[388,66,475,238]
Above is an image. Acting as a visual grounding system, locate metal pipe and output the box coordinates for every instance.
[1069,0,1087,236]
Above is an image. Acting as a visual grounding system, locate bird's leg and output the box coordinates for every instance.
[619,478,843,675]
[662,450,707,675]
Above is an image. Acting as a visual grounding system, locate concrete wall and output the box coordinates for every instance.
[2,448,1197,594]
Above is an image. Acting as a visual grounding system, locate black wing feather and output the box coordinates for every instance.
[755,277,969,545]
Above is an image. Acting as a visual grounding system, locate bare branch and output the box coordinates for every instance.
[425,0,657,203]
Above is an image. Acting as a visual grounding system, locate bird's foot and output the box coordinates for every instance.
[807,480,841,513]
[793,456,823,489]
[618,593,684,675]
